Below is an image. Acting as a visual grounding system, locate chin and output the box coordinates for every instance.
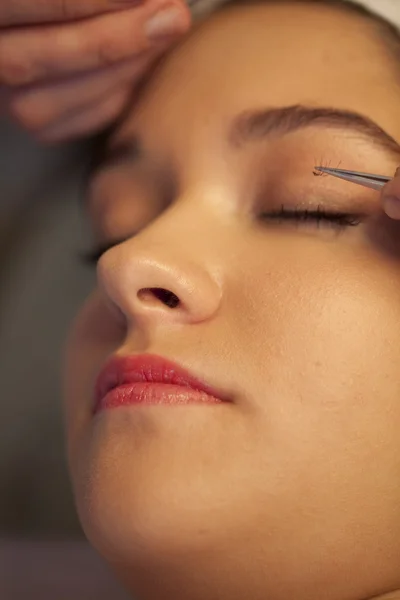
[72,450,231,570]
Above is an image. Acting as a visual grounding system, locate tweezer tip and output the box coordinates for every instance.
[313,165,331,176]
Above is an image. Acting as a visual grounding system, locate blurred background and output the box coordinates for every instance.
[0,0,400,598]
[0,122,131,597]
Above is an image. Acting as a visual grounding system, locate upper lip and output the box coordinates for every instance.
[94,353,229,410]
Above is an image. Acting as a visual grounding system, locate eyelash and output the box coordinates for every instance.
[261,205,362,229]
[79,206,362,266]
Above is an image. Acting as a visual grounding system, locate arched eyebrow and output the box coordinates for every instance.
[87,103,400,181]
[228,104,400,154]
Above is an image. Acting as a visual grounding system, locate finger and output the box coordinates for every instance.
[8,53,153,131]
[0,0,190,86]
[382,167,400,220]
[37,86,131,142]
[0,0,142,26]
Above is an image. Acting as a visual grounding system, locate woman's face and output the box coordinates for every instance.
[64,3,400,599]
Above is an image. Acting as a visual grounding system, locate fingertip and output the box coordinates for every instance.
[145,2,191,43]
[383,195,400,220]
[381,167,400,218]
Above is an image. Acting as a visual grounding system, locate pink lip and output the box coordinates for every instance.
[93,354,227,414]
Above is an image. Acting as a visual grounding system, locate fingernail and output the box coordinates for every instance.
[146,6,184,41]
[383,195,400,219]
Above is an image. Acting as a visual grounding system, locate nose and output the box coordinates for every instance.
[96,241,222,330]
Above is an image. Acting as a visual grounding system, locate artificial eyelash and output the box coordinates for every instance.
[313,157,342,177]
[264,205,362,228]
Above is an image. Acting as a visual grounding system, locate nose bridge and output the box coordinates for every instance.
[96,200,225,328]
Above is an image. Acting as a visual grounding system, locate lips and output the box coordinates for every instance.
[93,354,227,413]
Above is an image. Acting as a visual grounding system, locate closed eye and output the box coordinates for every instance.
[260,205,363,229]
[78,206,364,267]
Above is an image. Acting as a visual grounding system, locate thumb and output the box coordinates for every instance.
[382,167,400,220]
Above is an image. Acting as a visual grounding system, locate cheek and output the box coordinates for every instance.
[233,245,400,418]
[230,247,400,520]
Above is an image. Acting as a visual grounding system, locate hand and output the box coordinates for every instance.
[382,167,400,219]
[0,0,191,142]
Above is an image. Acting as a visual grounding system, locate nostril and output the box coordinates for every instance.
[138,287,180,309]
[153,288,180,308]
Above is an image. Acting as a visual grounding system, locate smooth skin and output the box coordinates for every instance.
[0,0,191,141]
[64,2,400,600]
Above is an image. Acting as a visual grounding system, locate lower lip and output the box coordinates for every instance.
[96,383,223,412]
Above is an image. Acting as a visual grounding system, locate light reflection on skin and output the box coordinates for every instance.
[64,3,400,600]
[87,127,400,252]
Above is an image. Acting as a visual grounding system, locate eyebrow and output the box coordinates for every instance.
[229,104,400,154]
[88,103,400,179]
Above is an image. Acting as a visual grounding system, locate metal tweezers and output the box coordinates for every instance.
[314,166,392,192]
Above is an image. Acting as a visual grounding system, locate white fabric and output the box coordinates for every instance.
[359,0,400,28]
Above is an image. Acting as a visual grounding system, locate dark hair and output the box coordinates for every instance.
[84,0,400,189]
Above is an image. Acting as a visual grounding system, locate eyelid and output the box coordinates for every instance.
[260,205,364,228]
[274,179,377,214]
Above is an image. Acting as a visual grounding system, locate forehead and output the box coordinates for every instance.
[118,3,400,145]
